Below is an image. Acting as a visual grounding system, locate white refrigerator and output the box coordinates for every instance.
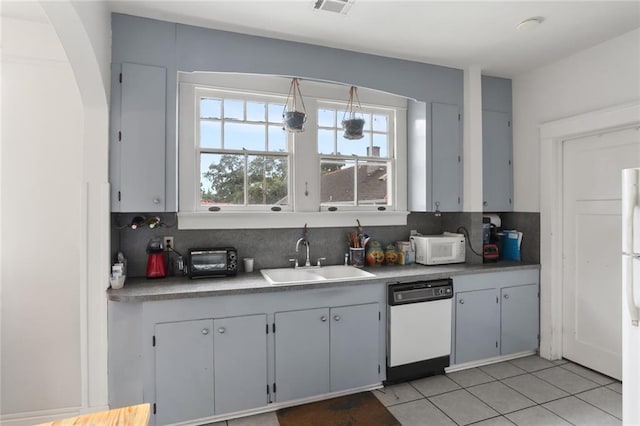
[622,168,640,424]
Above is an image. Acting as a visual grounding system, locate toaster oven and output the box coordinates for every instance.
[188,247,238,278]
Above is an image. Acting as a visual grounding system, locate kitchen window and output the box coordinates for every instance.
[196,91,291,210]
[317,105,394,210]
[178,73,408,229]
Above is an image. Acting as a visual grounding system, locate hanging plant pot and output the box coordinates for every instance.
[283,78,307,133]
[342,86,366,140]
[342,117,365,140]
[284,110,307,133]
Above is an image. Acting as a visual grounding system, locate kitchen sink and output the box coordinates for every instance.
[261,265,376,285]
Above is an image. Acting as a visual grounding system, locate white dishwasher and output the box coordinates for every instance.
[386,278,453,384]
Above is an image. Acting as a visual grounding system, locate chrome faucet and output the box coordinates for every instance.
[295,237,311,267]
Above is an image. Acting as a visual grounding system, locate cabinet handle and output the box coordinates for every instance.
[320,316,327,322]
[153,198,161,204]
[334,315,341,321]
[459,299,465,304]
[483,201,488,206]
[504,294,510,300]
[201,329,209,335]
[217,327,225,334]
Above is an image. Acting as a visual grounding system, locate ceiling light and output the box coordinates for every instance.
[313,0,354,15]
[517,17,544,31]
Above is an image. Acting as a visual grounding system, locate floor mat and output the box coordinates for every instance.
[276,391,400,426]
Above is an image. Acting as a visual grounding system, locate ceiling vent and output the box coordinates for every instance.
[313,0,354,15]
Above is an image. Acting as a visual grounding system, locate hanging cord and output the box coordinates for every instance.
[456,226,483,257]
[283,77,307,115]
[342,86,363,122]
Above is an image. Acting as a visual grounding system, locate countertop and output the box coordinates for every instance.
[107,262,540,302]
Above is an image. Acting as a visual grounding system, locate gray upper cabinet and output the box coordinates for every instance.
[154,319,215,425]
[407,100,463,212]
[482,75,513,212]
[432,102,463,212]
[111,62,166,212]
[500,284,539,355]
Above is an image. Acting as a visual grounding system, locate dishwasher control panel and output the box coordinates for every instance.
[388,278,453,305]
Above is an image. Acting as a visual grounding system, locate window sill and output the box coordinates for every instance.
[177,210,409,230]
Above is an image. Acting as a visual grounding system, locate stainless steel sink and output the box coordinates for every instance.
[261,265,376,285]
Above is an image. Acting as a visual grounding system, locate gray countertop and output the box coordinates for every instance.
[107,262,540,302]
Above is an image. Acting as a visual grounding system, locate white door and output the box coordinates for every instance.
[562,127,640,380]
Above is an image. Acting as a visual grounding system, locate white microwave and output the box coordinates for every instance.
[410,233,466,265]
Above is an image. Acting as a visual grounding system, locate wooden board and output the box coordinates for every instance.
[36,403,149,426]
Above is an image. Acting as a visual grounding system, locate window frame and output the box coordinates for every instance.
[178,73,408,229]
[194,87,292,211]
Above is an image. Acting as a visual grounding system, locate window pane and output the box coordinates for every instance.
[372,133,388,157]
[268,103,285,123]
[247,155,289,205]
[200,153,245,205]
[372,114,388,132]
[268,125,287,152]
[318,129,335,155]
[225,122,265,151]
[321,159,354,205]
[357,162,388,205]
[224,99,244,120]
[200,98,221,119]
[200,121,221,149]
[318,108,335,127]
[338,134,367,156]
[246,102,266,122]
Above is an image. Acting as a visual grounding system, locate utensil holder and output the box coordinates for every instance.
[349,247,365,267]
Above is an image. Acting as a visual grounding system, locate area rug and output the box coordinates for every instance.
[276,391,400,426]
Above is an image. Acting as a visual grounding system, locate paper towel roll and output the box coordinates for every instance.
[483,213,502,228]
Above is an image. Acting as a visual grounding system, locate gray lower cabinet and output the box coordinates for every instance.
[155,319,215,425]
[154,314,267,424]
[500,284,539,354]
[453,270,540,365]
[455,289,500,364]
[275,303,379,402]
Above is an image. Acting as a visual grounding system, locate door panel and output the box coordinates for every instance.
[330,303,379,391]
[432,102,462,212]
[213,315,267,414]
[120,62,166,212]
[455,289,500,364]
[562,128,640,380]
[501,284,539,354]
[155,320,214,425]
[483,110,512,211]
[274,308,330,402]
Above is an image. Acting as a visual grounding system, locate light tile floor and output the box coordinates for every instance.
[206,355,622,426]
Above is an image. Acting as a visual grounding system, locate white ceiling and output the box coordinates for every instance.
[108,0,640,78]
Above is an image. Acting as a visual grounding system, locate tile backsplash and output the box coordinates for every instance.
[112,211,539,277]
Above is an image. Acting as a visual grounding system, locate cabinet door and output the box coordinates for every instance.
[455,289,500,364]
[330,303,379,392]
[501,284,539,355]
[213,315,267,414]
[432,102,462,212]
[155,320,214,425]
[118,62,166,212]
[482,110,512,212]
[274,308,330,402]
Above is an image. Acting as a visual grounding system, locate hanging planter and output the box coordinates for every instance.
[342,86,365,140]
[283,78,307,133]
